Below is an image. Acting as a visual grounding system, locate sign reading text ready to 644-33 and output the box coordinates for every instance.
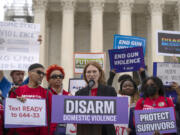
[5,98,46,128]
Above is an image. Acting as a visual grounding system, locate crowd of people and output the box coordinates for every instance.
[0,61,180,135]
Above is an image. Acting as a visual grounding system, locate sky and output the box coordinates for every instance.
[0,0,5,21]
[0,0,32,21]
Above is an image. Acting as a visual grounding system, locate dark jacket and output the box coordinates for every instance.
[75,84,117,135]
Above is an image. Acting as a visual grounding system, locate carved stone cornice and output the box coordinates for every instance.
[33,0,48,13]
[148,0,164,15]
[61,0,76,11]
[118,0,134,13]
[90,0,105,13]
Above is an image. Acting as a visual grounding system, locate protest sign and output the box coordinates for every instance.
[157,30,180,57]
[74,52,105,74]
[68,78,86,96]
[134,107,176,135]
[52,96,128,124]
[108,47,145,73]
[0,21,40,70]
[5,98,46,128]
[153,62,180,86]
[113,34,146,55]
[115,95,130,135]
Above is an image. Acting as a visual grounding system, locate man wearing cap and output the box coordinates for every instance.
[0,70,28,98]
[7,63,52,135]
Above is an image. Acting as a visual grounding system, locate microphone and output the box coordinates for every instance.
[88,80,95,96]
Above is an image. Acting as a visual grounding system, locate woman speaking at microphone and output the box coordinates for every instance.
[75,61,117,135]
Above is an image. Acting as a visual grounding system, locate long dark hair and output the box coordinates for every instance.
[141,76,165,98]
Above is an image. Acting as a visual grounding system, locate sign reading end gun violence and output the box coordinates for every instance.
[134,107,176,135]
[5,98,46,128]
[52,96,128,124]
[108,47,145,73]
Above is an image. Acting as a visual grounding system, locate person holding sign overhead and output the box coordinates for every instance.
[135,76,175,135]
[7,63,52,135]
[46,64,71,135]
[75,61,117,135]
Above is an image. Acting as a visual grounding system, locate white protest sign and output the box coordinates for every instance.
[5,98,46,126]
[0,21,40,70]
[153,62,180,85]
[74,52,106,74]
[68,78,86,96]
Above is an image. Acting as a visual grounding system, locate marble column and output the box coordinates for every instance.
[90,0,104,52]
[118,0,134,35]
[61,0,76,90]
[117,0,134,83]
[177,1,180,31]
[33,0,48,67]
[148,0,164,75]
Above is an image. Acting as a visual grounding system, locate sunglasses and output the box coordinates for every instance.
[33,70,46,76]
[50,74,64,79]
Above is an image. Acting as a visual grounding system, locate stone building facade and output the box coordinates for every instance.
[33,0,180,90]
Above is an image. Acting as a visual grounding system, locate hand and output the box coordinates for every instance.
[138,67,145,73]
[68,93,73,96]
[153,130,161,135]
[171,82,180,92]
[111,69,116,74]
[38,35,42,44]
[17,96,26,103]
[126,128,131,135]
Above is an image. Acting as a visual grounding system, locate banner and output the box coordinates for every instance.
[52,96,128,124]
[157,30,180,56]
[134,107,176,135]
[108,47,145,73]
[68,78,86,96]
[113,35,146,55]
[5,98,46,128]
[0,21,40,70]
[74,52,105,74]
[153,62,180,86]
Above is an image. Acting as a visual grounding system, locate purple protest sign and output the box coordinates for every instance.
[51,95,128,124]
[134,107,176,135]
[108,47,145,73]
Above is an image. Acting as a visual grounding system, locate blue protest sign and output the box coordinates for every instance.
[134,107,176,135]
[108,47,145,73]
[113,35,146,55]
[51,95,129,124]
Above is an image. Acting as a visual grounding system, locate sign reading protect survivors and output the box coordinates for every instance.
[113,35,146,55]
[74,52,105,74]
[0,21,40,70]
[108,47,145,73]
[153,62,180,86]
[5,98,46,128]
[51,96,128,124]
[134,107,176,135]
[157,30,180,57]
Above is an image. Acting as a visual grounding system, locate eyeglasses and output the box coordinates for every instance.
[33,70,46,76]
[50,74,64,79]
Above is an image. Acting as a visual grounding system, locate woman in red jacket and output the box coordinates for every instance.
[135,76,175,135]
[46,64,71,135]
